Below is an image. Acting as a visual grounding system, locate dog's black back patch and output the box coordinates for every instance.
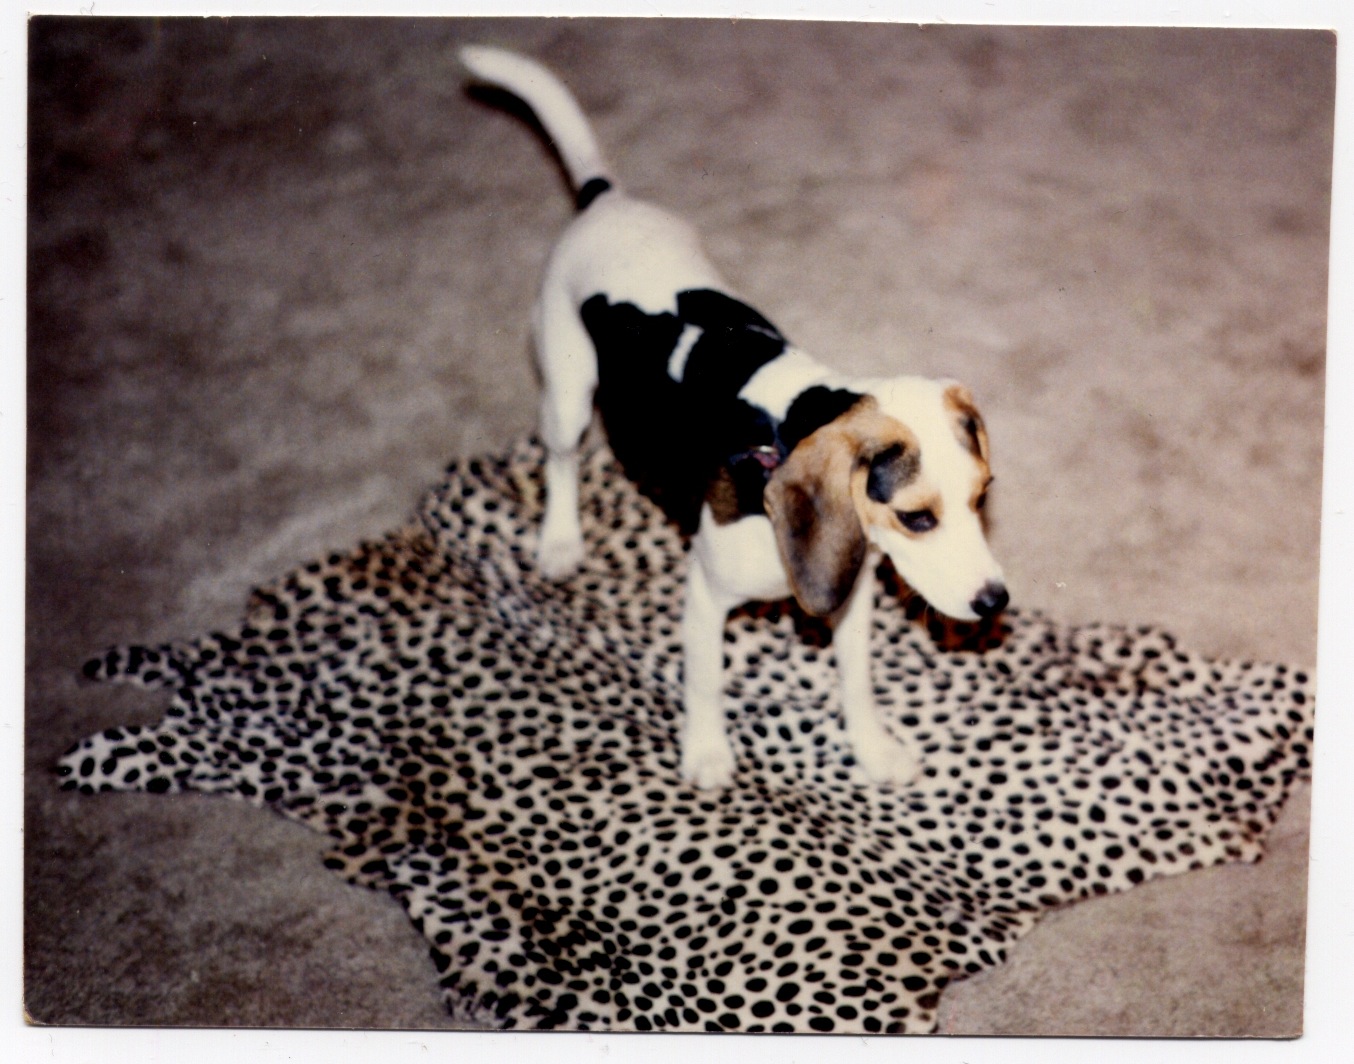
[779,386,867,452]
[581,289,788,532]
[668,289,787,394]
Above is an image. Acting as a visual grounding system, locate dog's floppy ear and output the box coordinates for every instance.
[765,404,906,617]
[943,382,990,463]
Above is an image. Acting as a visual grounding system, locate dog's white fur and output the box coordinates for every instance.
[462,46,1007,789]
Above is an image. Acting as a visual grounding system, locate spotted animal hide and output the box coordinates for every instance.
[60,438,1313,1033]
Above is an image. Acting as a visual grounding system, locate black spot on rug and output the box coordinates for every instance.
[59,438,1313,1034]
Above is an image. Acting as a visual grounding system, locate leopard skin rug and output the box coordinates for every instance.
[59,438,1314,1033]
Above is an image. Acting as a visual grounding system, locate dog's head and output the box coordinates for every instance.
[764,379,1007,620]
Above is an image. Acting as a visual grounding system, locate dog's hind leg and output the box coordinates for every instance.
[533,285,598,580]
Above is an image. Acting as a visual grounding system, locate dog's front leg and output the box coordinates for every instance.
[835,561,921,787]
[678,552,738,789]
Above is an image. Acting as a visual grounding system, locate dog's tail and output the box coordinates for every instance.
[460,45,616,211]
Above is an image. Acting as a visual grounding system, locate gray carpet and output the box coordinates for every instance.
[25,17,1329,1035]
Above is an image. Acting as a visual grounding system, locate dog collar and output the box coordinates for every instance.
[747,443,784,472]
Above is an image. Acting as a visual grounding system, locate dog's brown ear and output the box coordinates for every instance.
[765,407,901,616]
[944,382,990,463]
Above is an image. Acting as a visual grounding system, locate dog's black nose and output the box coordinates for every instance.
[970,581,1009,619]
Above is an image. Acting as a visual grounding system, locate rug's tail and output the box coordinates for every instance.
[460,45,617,210]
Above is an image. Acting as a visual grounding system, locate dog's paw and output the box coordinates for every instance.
[537,533,585,581]
[680,739,737,790]
[852,734,921,788]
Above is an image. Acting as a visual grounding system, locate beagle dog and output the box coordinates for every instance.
[461,47,1008,789]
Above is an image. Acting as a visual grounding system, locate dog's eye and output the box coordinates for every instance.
[897,509,937,534]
